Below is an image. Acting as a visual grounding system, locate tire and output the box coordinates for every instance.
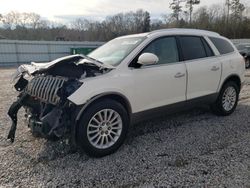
[211,81,239,116]
[246,58,250,69]
[76,99,129,157]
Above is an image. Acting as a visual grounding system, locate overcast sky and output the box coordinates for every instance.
[0,0,249,22]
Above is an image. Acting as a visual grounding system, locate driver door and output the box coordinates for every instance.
[130,36,187,113]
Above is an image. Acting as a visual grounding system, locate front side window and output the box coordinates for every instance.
[209,37,234,55]
[141,37,179,65]
[179,36,207,61]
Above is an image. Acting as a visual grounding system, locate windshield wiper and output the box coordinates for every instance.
[79,54,115,69]
[81,54,104,65]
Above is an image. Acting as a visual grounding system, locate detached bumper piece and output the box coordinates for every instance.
[7,94,29,142]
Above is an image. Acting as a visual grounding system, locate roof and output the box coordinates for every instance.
[117,28,220,39]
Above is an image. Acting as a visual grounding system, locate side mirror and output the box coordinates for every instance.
[137,53,159,66]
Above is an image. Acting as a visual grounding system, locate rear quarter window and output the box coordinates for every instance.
[209,37,234,55]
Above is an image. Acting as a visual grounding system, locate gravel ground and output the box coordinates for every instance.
[0,68,250,188]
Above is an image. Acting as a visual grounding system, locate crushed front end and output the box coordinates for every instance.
[7,55,113,143]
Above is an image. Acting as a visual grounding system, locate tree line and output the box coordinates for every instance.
[0,0,249,41]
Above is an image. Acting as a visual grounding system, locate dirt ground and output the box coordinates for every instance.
[0,68,250,187]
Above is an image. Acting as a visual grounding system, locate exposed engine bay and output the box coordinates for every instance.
[8,55,113,143]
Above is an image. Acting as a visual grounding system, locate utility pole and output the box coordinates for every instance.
[225,0,231,25]
[186,0,200,24]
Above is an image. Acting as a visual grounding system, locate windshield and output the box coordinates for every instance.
[88,36,146,66]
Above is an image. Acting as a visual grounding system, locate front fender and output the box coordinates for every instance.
[67,72,135,111]
[68,85,127,106]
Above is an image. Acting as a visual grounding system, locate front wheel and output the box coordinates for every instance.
[211,81,239,116]
[76,99,129,157]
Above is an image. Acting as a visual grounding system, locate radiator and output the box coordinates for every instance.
[25,76,67,105]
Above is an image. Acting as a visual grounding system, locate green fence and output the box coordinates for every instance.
[71,47,97,55]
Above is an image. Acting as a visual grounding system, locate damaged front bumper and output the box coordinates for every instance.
[7,75,82,142]
[7,54,112,143]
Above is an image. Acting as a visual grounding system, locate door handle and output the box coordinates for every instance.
[175,72,185,78]
[211,66,220,71]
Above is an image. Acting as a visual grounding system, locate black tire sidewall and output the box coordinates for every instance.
[76,99,129,157]
[246,58,250,68]
[216,81,239,115]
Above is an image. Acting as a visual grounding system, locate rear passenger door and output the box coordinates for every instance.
[179,36,221,100]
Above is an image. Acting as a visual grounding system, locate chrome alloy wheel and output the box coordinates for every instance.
[87,109,123,149]
[222,86,237,111]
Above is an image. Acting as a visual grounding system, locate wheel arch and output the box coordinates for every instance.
[219,74,242,92]
[75,92,132,122]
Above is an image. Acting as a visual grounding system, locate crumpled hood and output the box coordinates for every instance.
[11,54,115,81]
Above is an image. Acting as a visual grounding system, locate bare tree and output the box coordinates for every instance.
[29,13,42,29]
[1,11,20,28]
[131,9,150,32]
[231,0,245,20]
[71,18,90,31]
[193,6,210,29]
[1,11,45,29]
[185,0,200,23]
[230,0,245,38]
[1,5,250,41]
[170,0,185,22]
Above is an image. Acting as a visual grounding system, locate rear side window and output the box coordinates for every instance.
[209,37,234,55]
[179,36,207,61]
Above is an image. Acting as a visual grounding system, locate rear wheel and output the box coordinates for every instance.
[211,81,239,116]
[76,99,129,157]
[246,58,250,69]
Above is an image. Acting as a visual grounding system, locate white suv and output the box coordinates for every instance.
[9,29,245,157]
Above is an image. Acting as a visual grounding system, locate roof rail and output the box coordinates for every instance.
[148,28,220,37]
